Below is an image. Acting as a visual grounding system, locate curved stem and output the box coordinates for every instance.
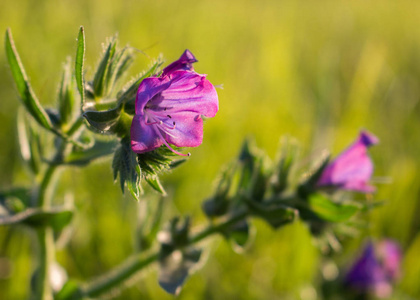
[80,210,248,298]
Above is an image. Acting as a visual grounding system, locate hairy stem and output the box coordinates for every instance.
[34,116,83,299]
[80,210,248,298]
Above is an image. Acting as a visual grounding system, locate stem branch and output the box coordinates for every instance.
[81,210,248,298]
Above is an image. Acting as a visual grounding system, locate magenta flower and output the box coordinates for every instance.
[317,130,379,192]
[345,240,402,298]
[130,50,218,155]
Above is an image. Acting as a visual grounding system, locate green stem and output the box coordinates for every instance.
[80,210,249,298]
[34,116,84,299]
[34,228,54,300]
[37,164,58,208]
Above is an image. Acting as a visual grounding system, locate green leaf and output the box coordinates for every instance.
[308,193,359,222]
[0,207,73,231]
[298,154,330,197]
[92,37,117,97]
[55,280,82,300]
[64,140,117,166]
[17,110,42,174]
[117,57,164,107]
[112,140,141,200]
[137,146,184,177]
[272,137,299,194]
[105,47,136,96]
[83,107,121,133]
[145,175,166,195]
[237,139,269,202]
[75,26,85,105]
[5,28,53,130]
[158,248,202,295]
[58,57,76,126]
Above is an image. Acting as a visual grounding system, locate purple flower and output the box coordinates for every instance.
[345,240,402,298]
[317,130,379,192]
[130,50,218,155]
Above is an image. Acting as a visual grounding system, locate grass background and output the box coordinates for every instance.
[1,0,420,299]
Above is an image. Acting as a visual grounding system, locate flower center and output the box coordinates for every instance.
[144,108,190,156]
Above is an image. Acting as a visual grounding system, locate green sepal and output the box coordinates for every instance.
[112,139,142,200]
[137,146,186,177]
[145,175,166,195]
[5,28,53,130]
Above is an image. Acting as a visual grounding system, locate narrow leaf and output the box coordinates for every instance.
[117,58,164,106]
[64,140,117,166]
[75,26,85,105]
[83,107,121,133]
[0,207,73,231]
[5,28,53,130]
[145,176,166,195]
[17,110,42,174]
[58,57,75,125]
[308,193,359,222]
[92,38,117,97]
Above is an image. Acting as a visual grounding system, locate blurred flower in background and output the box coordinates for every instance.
[345,240,402,299]
[318,131,379,193]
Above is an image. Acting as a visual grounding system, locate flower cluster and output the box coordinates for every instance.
[345,240,402,298]
[130,50,219,156]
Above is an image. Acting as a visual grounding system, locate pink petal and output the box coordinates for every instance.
[318,131,378,192]
[162,111,204,147]
[161,49,198,77]
[135,77,171,115]
[130,115,163,153]
[151,71,218,118]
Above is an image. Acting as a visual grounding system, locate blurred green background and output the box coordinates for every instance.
[1,0,420,299]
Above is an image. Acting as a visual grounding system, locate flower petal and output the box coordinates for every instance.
[161,49,198,77]
[131,115,163,153]
[161,111,204,147]
[318,131,378,192]
[135,76,171,114]
[149,71,218,118]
